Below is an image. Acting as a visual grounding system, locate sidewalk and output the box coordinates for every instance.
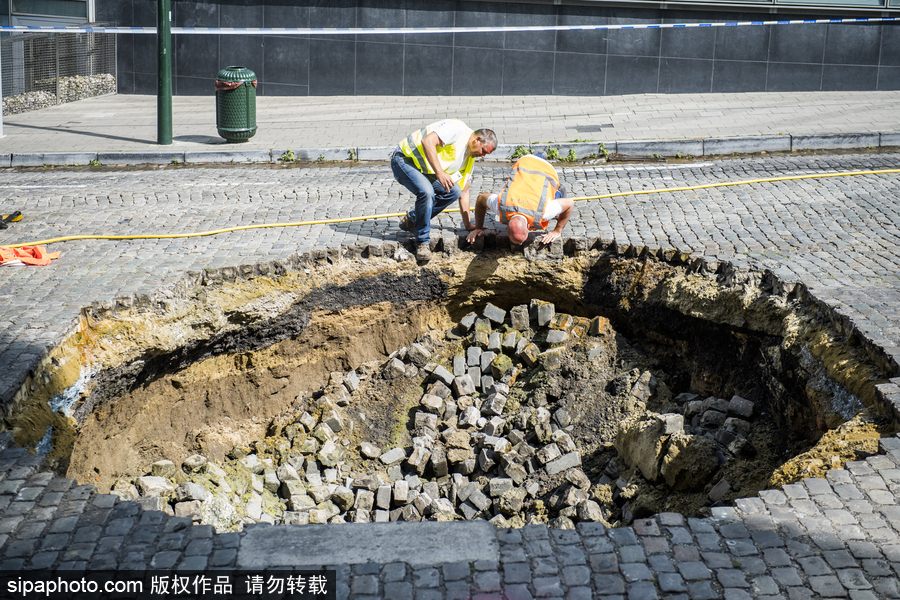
[1,90,898,163]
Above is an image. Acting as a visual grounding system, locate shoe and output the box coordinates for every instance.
[399,214,414,232]
[415,244,433,262]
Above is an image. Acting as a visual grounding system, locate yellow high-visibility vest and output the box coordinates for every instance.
[498,155,559,231]
[399,120,475,188]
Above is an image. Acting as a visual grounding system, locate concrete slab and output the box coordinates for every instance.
[11,152,97,167]
[97,151,187,166]
[237,522,499,569]
[0,154,10,168]
[880,132,900,148]
[356,146,395,162]
[615,139,704,158]
[529,142,614,160]
[703,135,791,156]
[184,150,273,164]
[290,147,354,162]
[791,133,879,151]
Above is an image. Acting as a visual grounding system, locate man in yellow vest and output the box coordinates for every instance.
[465,153,574,246]
[392,119,497,262]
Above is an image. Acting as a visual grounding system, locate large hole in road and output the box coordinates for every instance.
[7,240,898,531]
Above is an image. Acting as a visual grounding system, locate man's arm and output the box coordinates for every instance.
[540,198,575,245]
[458,180,475,230]
[465,193,491,243]
[421,131,455,192]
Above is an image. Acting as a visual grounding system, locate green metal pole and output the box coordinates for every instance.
[157,0,172,145]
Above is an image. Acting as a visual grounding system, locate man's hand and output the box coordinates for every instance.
[422,131,455,191]
[435,171,454,192]
[540,230,561,245]
[466,228,485,244]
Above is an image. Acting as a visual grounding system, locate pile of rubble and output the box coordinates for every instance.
[112,301,619,532]
[610,394,760,521]
[2,74,115,116]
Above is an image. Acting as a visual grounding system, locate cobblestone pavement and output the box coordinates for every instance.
[1,151,900,597]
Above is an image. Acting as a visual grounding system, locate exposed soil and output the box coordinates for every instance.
[7,249,897,522]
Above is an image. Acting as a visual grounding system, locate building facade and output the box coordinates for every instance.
[99,0,900,96]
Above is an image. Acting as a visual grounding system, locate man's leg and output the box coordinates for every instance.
[391,152,439,246]
[431,184,462,219]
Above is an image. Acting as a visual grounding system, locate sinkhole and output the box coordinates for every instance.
[6,239,898,532]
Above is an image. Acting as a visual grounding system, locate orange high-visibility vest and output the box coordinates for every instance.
[498,155,559,231]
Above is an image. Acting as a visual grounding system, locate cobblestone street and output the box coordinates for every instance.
[1,150,900,597]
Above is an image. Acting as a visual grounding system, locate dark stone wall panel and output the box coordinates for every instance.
[882,25,900,67]
[404,45,452,96]
[766,62,823,91]
[309,39,356,95]
[219,37,265,80]
[659,58,713,93]
[454,2,506,50]
[173,0,218,27]
[132,0,156,28]
[822,65,878,91]
[132,34,156,75]
[711,60,767,93]
[103,0,899,98]
[661,11,716,60]
[714,21,769,62]
[556,8,608,55]
[263,4,308,29]
[310,0,357,42]
[358,0,405,45]
[174,75,213,96]
[357,42,405,95]
[503,50,555,95]
[405,1,454,47]
[824,23,881,66]
[769,23,827,64]
[504,4,557,52]
[175,36,219,79]
[878,66,900,90]
[606,55,660,95]
[553,52,605,95]
[452,47,504,95]
[259,82,309,96]
[263,37,310,86]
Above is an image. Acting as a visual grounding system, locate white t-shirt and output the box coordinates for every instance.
[486,194,563,225]
[430,119,472,176]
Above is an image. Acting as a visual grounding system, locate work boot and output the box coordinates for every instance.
[399,214,414,233]
[415,244,433,263]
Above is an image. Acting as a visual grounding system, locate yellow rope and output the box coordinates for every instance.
[6,167,900,249]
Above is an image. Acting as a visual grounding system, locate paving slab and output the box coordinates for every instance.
[238,522,499,569]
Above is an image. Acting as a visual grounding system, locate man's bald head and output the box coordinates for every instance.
[507,214,529,245]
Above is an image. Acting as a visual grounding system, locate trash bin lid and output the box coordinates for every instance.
[215,65,256,83]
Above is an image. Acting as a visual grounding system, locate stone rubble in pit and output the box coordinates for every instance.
[112,300,777,533]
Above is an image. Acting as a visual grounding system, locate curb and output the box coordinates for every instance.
[3,132,897,168]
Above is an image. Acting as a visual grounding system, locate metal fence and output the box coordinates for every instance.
[1,28,116,116]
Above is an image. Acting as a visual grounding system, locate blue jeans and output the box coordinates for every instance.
[391,150,461,246]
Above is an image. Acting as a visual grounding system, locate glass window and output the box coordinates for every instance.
[12,0,86,18]
[778,0,884,5]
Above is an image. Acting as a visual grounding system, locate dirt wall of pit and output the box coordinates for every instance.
[4,240,898,492]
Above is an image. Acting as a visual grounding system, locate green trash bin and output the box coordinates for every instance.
[215,66,258,143]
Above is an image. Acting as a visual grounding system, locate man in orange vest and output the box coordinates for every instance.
[465,153,574,246]
[392,119,497,262]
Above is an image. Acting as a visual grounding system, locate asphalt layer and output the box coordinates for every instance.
[1,92,900,597]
